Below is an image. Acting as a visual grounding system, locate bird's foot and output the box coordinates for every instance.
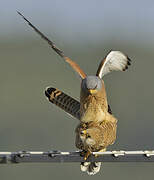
[80,150,86,157]
[80,150,92,160]
[84,150,92,160]
[95,148,106,157]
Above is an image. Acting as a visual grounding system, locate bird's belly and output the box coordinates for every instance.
[81,107,106,123]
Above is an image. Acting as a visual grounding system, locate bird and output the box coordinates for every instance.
[18,12,131,175]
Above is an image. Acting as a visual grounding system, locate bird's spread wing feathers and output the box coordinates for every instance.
[96,51,131,78]
[17,11,86,79]
[45,87,81,120]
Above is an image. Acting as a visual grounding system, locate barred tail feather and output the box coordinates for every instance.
[81,162,101,175]
[45,87,80,120]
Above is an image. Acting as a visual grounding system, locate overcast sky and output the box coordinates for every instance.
[1,0,154,45]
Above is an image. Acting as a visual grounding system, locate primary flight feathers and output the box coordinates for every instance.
[96,51,131,78]
[17,11,86,79]
[18,12,131,80]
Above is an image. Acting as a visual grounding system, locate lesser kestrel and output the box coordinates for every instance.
[18,12,131,175]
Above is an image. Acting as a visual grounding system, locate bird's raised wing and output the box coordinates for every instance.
[17,11,86,79]
[96,51,131,78]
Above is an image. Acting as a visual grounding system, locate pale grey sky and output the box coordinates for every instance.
[1,0,154,45]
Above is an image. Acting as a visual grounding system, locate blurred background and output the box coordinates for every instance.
[1,0,154,179]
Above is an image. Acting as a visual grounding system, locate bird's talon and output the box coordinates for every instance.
[80,150,86,157]
[95,154,98,158]
[84,150,91,160]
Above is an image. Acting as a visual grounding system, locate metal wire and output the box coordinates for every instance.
[0,150,154,164]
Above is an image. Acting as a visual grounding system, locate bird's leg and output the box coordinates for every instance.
[95,148,106,158]
[84,150,92,160]
[80,150,86,157]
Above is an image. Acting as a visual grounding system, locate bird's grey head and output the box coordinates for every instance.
[81,76,102,94]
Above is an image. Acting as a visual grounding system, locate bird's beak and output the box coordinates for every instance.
[81,130,87,135]
[89,89,98,94]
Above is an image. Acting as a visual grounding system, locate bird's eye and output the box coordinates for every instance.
[80,131,85,135]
